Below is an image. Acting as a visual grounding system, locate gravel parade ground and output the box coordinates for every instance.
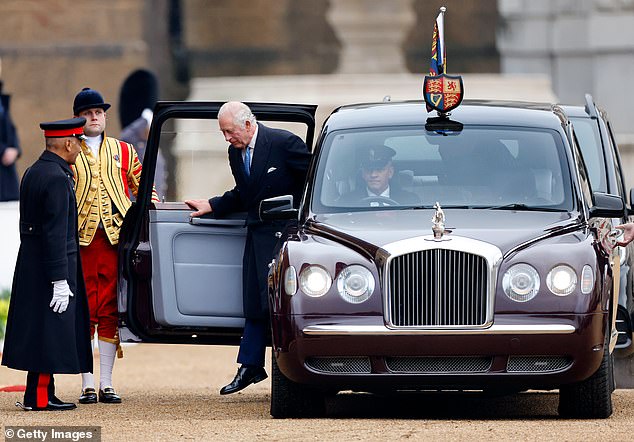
[1,344,633,441]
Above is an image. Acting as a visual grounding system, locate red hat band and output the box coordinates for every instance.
[43,127,85,138]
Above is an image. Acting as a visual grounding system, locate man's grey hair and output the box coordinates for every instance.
[218,101,257,128]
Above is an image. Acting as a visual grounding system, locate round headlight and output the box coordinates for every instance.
[502,263,540,302]
[547,265,577,296]
[336,265,375,304]
[299,265,332,297]
[283,266,297,296]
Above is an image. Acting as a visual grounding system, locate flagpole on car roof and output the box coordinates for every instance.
[430,6,446,76]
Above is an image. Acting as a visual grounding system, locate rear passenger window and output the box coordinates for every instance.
[570,117,608,193]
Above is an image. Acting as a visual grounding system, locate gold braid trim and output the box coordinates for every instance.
[97,335,124,359]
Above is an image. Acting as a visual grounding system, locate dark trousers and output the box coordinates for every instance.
[237,318,267,368]
[24,372,54,408]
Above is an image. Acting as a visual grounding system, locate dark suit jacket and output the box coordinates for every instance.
[210,123,311,318]
[2,150,92,374]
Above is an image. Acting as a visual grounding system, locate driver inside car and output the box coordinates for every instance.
[339,144,420,207]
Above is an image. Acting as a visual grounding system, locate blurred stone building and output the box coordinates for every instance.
[497,0,634,175]
[0,0,498,180]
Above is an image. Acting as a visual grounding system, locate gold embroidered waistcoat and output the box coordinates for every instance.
[74,134,152,246]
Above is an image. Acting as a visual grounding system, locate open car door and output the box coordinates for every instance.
[118,101,317,344]
[567,96,633,352]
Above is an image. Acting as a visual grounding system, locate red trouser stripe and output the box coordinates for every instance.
[36,373,50,408]
[119,141,130,196]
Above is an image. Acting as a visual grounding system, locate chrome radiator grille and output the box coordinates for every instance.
[387,249,489,327]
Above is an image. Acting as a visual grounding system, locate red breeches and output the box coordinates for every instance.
[80,228,118,341]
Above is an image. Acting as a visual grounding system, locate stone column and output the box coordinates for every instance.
[326,0,415,74]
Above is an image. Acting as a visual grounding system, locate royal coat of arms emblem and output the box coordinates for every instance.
[423,74,464,114]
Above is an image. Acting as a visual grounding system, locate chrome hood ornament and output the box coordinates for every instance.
[431,201,446,239]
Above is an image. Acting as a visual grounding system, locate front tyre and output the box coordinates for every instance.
[270,354,325,418]
[558,335,615,418]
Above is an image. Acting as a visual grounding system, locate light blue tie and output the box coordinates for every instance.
[244,147,251,176]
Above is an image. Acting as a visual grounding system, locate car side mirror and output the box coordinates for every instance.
[629,188,634,215]
[259,195,297,221]
[589,192,625,218]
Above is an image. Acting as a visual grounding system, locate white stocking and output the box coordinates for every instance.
[98,340,117,389]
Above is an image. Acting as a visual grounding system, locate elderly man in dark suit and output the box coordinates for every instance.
[1,117,93,411]
[186,101,311,395]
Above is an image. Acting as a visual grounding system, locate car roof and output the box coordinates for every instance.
[325,99,569,132]
[559,104,590,118]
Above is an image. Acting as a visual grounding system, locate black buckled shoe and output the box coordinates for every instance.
[98,387,122,404]
[79,387,98,404]
[220,365,268,395]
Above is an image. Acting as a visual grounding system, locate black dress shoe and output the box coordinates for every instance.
[98,387,122,403]
[18,397,77,411]
[42,400,77,411]
[79,387,98,404]
[220,365,268,395]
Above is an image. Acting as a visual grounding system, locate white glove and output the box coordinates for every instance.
[50,280,74,313]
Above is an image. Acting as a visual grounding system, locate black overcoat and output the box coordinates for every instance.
[0,92,21,201]
[210,123,310,319]
[1,150,92,374]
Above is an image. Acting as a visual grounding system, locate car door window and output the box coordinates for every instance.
[570,117,608,193]
[605,121,626,199]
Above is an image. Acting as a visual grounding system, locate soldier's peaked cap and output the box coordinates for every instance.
[73,87,111,115]
[40,117,87,138]
[360,144,396,169]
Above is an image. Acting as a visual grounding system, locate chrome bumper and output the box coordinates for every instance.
[302,324,576,336]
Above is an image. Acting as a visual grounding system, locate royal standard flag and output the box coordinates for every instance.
[429,7,446,76]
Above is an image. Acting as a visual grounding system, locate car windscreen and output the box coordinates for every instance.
[311,125,574,213]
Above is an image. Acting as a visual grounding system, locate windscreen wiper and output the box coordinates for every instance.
[407,205,474,210]
[485,203,565,212]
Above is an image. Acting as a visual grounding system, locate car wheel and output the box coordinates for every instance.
[270,354,326,418]
[558,334,614,418]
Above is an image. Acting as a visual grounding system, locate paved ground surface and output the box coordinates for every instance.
[1,344,633,441]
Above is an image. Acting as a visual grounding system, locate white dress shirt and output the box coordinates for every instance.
[367,186,391,206]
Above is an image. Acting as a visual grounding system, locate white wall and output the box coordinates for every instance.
[0,202,19,291]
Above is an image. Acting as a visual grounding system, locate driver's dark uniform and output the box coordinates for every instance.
[338,185,420,206]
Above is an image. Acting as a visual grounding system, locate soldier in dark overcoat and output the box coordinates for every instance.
[1,117,93,411]
[185,101,311,395]
[0,80,21,201]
